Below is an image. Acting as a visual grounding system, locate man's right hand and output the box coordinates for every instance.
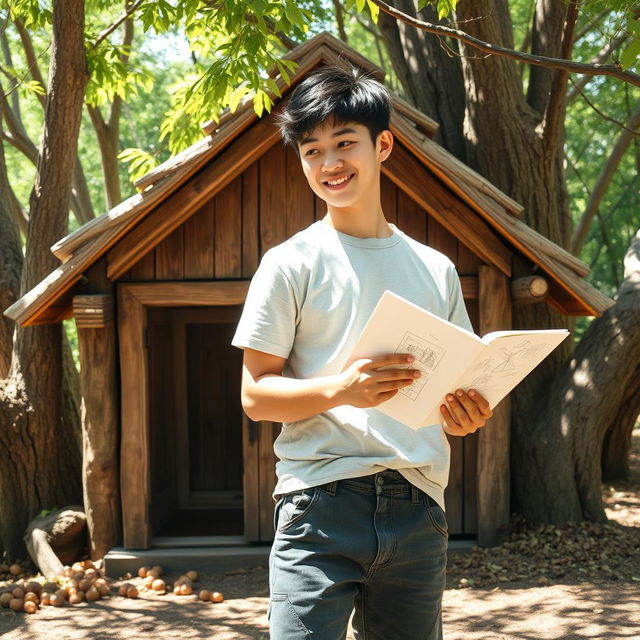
[336,354,421,408]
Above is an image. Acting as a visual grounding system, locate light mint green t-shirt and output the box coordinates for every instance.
[232,220,473,509]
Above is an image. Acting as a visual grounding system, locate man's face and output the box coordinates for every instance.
[297,120,392,209]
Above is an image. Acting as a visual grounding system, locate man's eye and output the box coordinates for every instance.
[305,149,318,156]
[338,140,354,148]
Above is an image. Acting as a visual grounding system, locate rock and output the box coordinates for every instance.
[23,506,87,577]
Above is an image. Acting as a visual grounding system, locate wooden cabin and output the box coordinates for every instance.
[5,32,613,557]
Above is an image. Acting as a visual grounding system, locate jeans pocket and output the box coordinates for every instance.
[423,494,449,539]
[269,593,311,638]
[277,487,320,533]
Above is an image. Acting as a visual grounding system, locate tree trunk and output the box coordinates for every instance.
[377,0,467,159]
[376,1,640,527]
[601,362,640,481]
[0,0,87,557]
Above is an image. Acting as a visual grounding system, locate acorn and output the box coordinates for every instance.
[9,564,22,576]
[50,593,65,607]
[138,566,151,578]
[151,579,166,594]
[185,570,198,582]
[126,586,138,599]
[86,587,100,602]
[199,589,212,602]
[211,591,224,603]
[23,600,38,614]
[9,598,24,612]
[0,592,13,608]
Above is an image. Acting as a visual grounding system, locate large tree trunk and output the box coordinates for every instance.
[378,0,467,159]
[377,0,640,527]
[0,0,87,557]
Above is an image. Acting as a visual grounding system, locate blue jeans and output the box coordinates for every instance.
[269,469,448,639]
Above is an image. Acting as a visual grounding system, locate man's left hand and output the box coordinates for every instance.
[440,388,493,436]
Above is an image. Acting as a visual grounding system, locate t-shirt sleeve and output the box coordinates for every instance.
[231,252,298,359]
[447,263,474,333]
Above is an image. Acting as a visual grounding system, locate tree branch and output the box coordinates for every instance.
[542,0,580,152]
[370,0,640,87]
[566,32,629,103]
[91,0,145,49]
[13,18,47,108]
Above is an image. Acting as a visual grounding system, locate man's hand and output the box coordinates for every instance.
[338,354,421,408]
[440,388,493,436]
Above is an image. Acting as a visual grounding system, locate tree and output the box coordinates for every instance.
[0,0,86,556]
[372,0,640,523]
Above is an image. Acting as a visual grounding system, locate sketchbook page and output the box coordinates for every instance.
[426,330,570,422]
[346,291,485,429]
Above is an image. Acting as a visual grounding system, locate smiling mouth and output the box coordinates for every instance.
[322,173,355,189]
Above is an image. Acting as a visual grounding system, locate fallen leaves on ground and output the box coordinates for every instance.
[446,519,640,590]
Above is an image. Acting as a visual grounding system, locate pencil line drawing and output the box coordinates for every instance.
[395,332,446,400]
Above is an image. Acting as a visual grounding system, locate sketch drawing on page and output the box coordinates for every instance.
[394,331,446,401]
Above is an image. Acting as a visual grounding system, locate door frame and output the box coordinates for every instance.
[117,281,249,549]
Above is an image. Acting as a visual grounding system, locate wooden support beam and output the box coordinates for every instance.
[511,275,549,304]
[477,265,512,547]
[117,285,150,549]
[73,294,114,328]
[76,311,121,557]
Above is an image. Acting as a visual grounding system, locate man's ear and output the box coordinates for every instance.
[378,130,393,163]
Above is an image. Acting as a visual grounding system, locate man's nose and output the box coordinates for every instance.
[322,152,343,172]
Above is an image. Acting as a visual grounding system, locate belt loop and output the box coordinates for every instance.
[324,481,338,497]
[411,483,420,505]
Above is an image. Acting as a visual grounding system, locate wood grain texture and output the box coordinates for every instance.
[184,200,214,279]
[242,163,259,277]
[76,319,121,557]
[259,144,288,253]
[119,281,249,307]
[477,264,512,546]
[107,114,282,281]
[129,251,155,281]
[242,413,260,541]
[215,176,242,278]
[117,285,150,549]
[397,188,426,244]
[155,226,184,280]
[285,145,315,237]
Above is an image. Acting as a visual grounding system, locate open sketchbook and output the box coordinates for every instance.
[346,291,570,429]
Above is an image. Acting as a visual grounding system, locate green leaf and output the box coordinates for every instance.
[620,37,640,70]
[366,0,380,23]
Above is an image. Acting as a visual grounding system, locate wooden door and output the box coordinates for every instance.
[172,307,244,511]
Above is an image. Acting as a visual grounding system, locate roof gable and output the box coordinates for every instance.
[4,31,613,326]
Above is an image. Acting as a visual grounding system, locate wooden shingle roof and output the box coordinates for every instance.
[4,31,613,326]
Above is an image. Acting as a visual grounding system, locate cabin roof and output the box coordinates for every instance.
[4,31,613,326]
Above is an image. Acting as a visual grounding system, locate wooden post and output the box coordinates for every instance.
[74,294,121,558]
[477,265,512,546]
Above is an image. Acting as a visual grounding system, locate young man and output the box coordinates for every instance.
[232,66,492,640]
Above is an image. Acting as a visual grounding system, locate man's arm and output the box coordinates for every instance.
[240,348,421,423]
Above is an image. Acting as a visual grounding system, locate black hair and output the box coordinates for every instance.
[276,65,391,149]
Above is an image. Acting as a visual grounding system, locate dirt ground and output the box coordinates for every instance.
[1,429,639,640]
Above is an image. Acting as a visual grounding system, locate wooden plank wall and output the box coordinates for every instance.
[122,144,483,536]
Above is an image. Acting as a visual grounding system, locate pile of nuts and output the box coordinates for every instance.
[122,565,224,603]
[0,560,110,614]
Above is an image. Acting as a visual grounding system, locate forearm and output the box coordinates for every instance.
[242,372,345,423]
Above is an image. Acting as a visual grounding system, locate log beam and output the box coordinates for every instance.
[511,275,548,305]
[74,294,121,558]
[477,265,512,546]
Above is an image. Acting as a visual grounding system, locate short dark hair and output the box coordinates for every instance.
[276,65,391,149]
